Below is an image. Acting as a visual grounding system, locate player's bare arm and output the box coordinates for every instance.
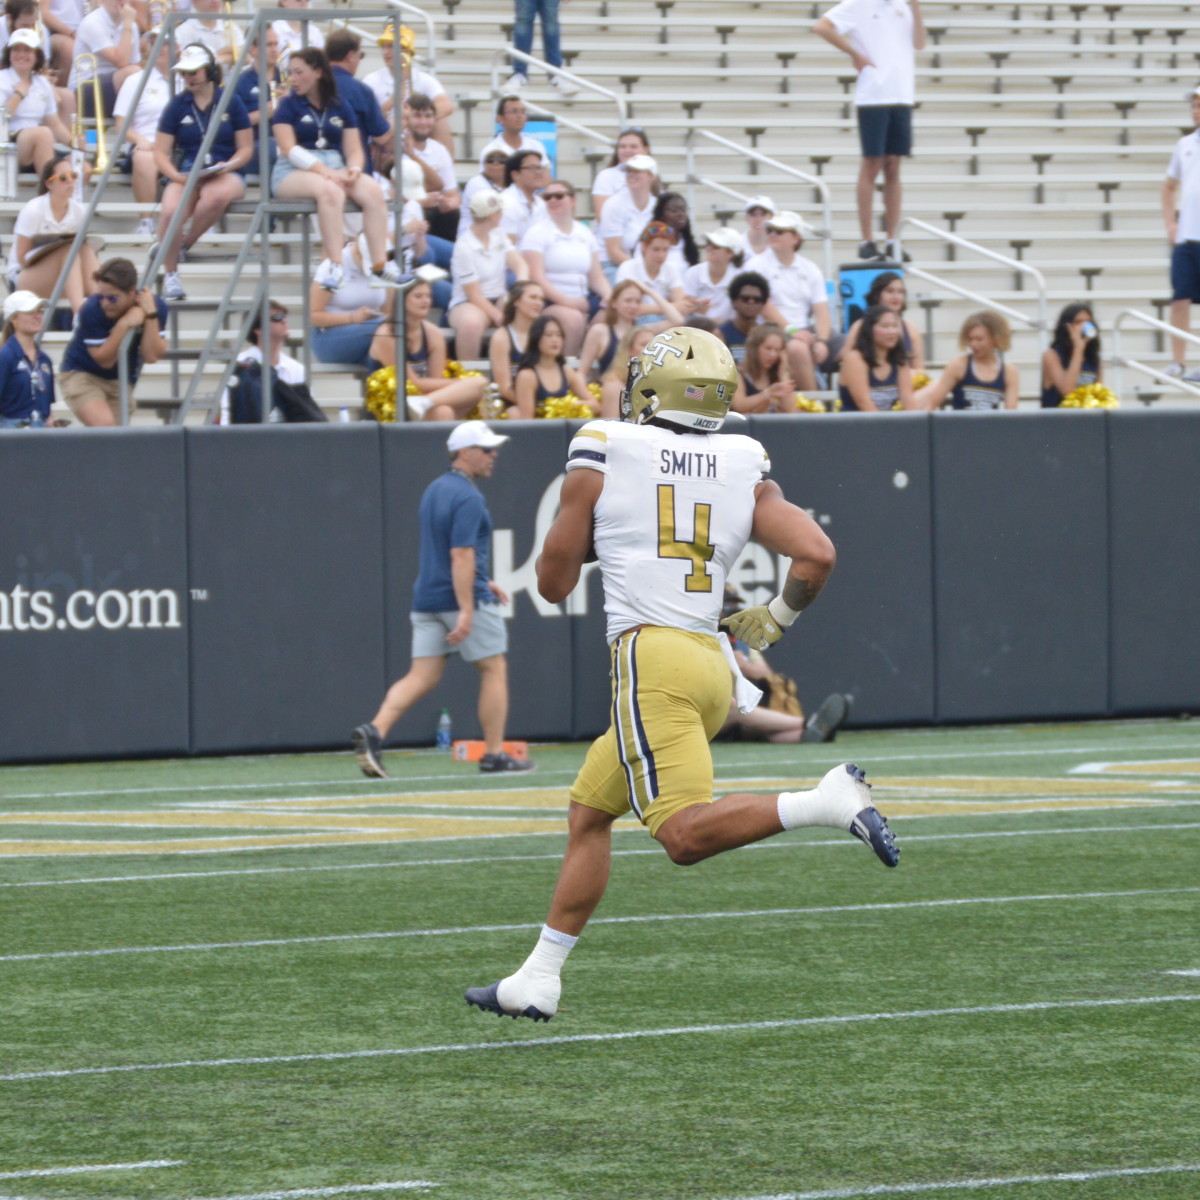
[535,467,604,604]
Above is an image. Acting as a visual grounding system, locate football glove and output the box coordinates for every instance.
[721,604,784,651]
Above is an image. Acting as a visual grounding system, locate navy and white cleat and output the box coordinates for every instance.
[465,981,554,1022]
[842,763,899,867]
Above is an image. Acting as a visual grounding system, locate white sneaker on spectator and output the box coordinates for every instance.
[314,258,344,291]
[549,74,578,96]
[366,260,409,289]
[503,72,527,92]
[1184,368,1200,383]
[136,216,156,238]
[163,271,186,301]
[1164,362,1185,378]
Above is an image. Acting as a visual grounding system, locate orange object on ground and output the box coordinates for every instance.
[451,739,529,763]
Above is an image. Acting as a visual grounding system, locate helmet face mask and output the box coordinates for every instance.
[619,326,738,432]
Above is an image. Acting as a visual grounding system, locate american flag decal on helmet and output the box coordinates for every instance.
[684,384,707,402]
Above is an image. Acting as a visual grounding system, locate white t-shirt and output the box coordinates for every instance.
[500,185,546,243]
[461,173,503,211]
[323,246,387,315]
[520,218,598,298]
[596,189,655,264]
[410,135,457,194]
[682,261,738,323]
[113,68,171,142]
[0,70,55,133]
[824,0,916,106]
[744,248,827,329]
[46,0,87,26]
[271,19,319,65]
[0,18,51,58]
[591,163,627,200]
[175,16,243,61]
[69,7,141,87]
[449,224,511,309]
[615,254,684,308]
[1167,130,1200,243]
[478,132,548,171]
[8,193,86,277]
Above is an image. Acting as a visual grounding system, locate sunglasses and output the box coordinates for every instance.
[269,312,287,323]
[97,292,123,303]
[542,191,570,200]
[735,294,765,303]
[51,171,78,182]
[484,156,508,164]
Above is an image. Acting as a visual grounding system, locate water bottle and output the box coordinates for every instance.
[436,708,452,752]
[1081,321,1098,340]
[338,406,351,423]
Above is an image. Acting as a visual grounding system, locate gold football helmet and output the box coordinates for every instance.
[621,326,738,432]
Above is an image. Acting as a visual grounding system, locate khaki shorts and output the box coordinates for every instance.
[570,626,733,837]
[58,371,128,422]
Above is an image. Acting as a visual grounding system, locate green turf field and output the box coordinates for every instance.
[2,719,1199,1200]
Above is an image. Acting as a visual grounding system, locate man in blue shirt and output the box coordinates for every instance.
[324,29,389,178]
[353,420,535,777]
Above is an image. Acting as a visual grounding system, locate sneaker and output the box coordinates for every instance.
[479,751,536,774]
[858,240,883,260]
[549,74,579,96]
[503,72,527,92]
[351,722,388,779]
[801,693,850,744]
[162,271,186,301]
[136,216,156,237]
[1164,362,1185,378]
[314,258,344,291]
[465,979,555,1022]
[366,260,411,289]
[817,762,899,867]
[884,239,911,263]
[1185,369,1200,383]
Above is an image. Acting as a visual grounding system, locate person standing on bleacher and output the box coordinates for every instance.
[813,0,925,263]
[1162,87,1200,382]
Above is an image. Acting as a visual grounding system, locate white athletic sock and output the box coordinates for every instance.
[496,925,575,1014]
[522,924,577,975]
[778,786,855,832]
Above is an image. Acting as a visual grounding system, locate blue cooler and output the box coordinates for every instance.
[838,261,903,332]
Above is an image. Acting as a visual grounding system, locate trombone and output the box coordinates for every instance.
[147,0,170,29]
[72,51,107,177]
[222,0,238,61]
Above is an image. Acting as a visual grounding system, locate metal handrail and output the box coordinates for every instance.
[1111,308,1200,399]
[684,129,834,285]
[489,48,627,124]
[899,216,1049,334]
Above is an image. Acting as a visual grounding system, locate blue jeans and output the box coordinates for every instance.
[416,237,454,310]
[513,0,562,73]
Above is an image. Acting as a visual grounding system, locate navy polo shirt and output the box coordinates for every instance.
[0,336,54,421]
[272,92,358,156]
[412,469,494,613]
[332,65,388,175]
[157,87,250,172]
[60,294,170,383]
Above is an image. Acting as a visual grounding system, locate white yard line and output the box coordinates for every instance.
[715,1161,1200,1200]
[2,819,1198,890]
[1,994,1195,1084]
[0,1160,182,1180]
[1164,969,1200,976]
[3,885,1196,965]
[188,1184,437,1199]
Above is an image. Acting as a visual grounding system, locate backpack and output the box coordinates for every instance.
[227,360,327,424]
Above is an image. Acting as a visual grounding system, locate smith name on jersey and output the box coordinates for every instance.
[565,420,772,643]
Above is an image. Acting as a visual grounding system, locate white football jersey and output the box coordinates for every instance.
[566,420,770,642]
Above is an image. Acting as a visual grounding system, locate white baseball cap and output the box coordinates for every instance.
[6,28,40,51]
[766,209,814,236]
[3,290,47,322]
[396,156,426,204]
[743,194,777,215]
[704,227,743,253]
[624,154,658,175]
[175,42,214,73]
[447,420,510,453]
[469,190,503,219]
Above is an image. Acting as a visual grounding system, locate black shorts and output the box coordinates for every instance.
[857,104,913,158]
[1170,241,1200,304]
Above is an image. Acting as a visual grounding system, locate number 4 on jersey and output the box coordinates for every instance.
[657,483,715,592]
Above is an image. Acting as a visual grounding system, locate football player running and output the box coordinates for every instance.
[466,326,899,1023]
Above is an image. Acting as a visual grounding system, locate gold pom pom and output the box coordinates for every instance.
[793,392,826,413]
[1061,383,1119,409]
[587,381,603,401]
[537,393,595,420]
[364,365,397,423]
[444,359,463,379]
[912,372,932,391]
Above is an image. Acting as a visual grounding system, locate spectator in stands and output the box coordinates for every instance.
[403,90,459,248]
[271,47,403,294]
[69,0,139,117]
[8,156,98,311]
[1041,302,1101,408]
[597,324,654,418]
[742,195,775,258]
[365,26,455,160]
[684,314,718,334]
[520,177,609,355]
[0,290,56,428]
[0,28,75,178]
[489,279,544,406]
[57,255,167,426]
[324,29,388,178]
[39,0,83,87]
[615,221,685,325]
[405,278,490,421]
[506,0,577,95]
[2,0,49,63]
[233,25,279,178]
[175,0,242,70]
[591,126,652,221]
[652,191,699,270]
[1163,90,1200,381]
[270,0,314,66]
[512,313,595,419]
[719,270,770,364]
[449,190,529,362]
[597,152,657,275]
[916,310,1018,410]
[735,323,796,413]
[393,154,429,272]
[462,146,509,214]
[813,0,925,262]
[838,303,914,412]
[153,42,252,302]
[223,300,326,424]
[682,227,743,322]
[310,234,395,370]
[578,278,642,383]
[841,270,924,372]
[479,93,549,173]
[113,30,170,236]
[499,148,548,245]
